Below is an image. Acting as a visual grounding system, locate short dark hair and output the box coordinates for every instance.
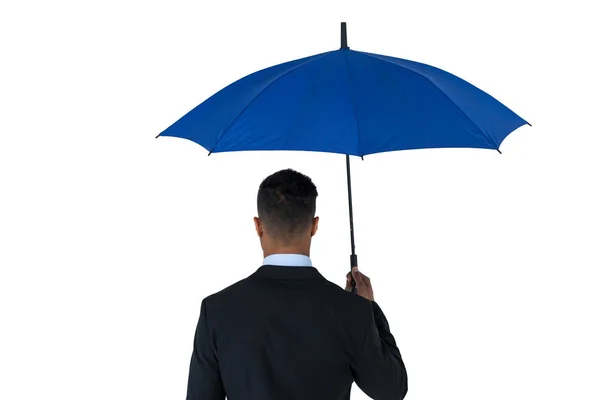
[257,169,318,242]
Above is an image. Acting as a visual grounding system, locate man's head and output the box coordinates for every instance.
[254,169,319,255]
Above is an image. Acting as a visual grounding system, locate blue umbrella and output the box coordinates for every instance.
[157,23,529,291]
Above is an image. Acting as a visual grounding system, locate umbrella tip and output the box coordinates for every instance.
[497,149,502,154]
[341,22,349,49]
[155,133,161,139]
[208,151,212,156]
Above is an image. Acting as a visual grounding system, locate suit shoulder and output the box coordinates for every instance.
[321,279,374,312]
[204,276,253,305]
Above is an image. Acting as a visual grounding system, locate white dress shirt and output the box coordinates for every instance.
[262,254,312,267]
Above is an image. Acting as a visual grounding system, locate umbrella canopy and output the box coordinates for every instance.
[158,32,528,157]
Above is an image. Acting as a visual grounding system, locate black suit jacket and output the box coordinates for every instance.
[186,265,408,400]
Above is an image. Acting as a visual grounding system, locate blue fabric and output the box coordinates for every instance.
[159,49,528,156]
[263,254,312,267]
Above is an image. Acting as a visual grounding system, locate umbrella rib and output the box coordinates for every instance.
[358,52,501,150]
[342,51,362,157]
[210,51,333,153]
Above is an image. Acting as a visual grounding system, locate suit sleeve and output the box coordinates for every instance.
[350,301,408,400]
[186,299,225,400]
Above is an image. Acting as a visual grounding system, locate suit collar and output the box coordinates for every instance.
[253,265,325,280]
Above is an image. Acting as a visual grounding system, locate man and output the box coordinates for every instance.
[186,169,408,400]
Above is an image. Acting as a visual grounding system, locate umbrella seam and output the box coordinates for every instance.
[210,51,334,153]
[358,52,500,150]
[342,51,362,157]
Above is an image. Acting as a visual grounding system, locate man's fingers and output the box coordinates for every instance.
[352,268,364,287]
[362,274,371,287]
[347,267,369,292]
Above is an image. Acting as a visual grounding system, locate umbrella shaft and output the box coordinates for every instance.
[346,154,356,256]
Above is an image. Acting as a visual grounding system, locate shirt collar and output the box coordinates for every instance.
[262,254,312,267]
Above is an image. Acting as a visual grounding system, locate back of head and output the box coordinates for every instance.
[257,169,318,244]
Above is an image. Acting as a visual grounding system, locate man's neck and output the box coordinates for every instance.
[263,249,310,258]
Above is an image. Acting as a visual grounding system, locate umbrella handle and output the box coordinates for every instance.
[350,254,358,294]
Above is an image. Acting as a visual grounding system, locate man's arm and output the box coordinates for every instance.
[346,268,408,399]
[351,301,408,400]
[186,299,225,400]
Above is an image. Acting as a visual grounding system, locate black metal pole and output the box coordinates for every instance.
[341,22,358,294]
[346,153,358,294]
[346,154,356,258]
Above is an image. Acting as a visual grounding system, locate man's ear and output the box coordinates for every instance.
[254,217,263,237]
[311,216,319,237]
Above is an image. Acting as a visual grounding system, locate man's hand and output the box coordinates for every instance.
[346,266,374,301]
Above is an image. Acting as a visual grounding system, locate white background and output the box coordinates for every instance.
[1,0,599,399]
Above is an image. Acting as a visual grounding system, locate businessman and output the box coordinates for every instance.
[186,169,408,400]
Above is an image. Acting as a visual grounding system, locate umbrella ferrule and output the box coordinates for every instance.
[341,22,349,49]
